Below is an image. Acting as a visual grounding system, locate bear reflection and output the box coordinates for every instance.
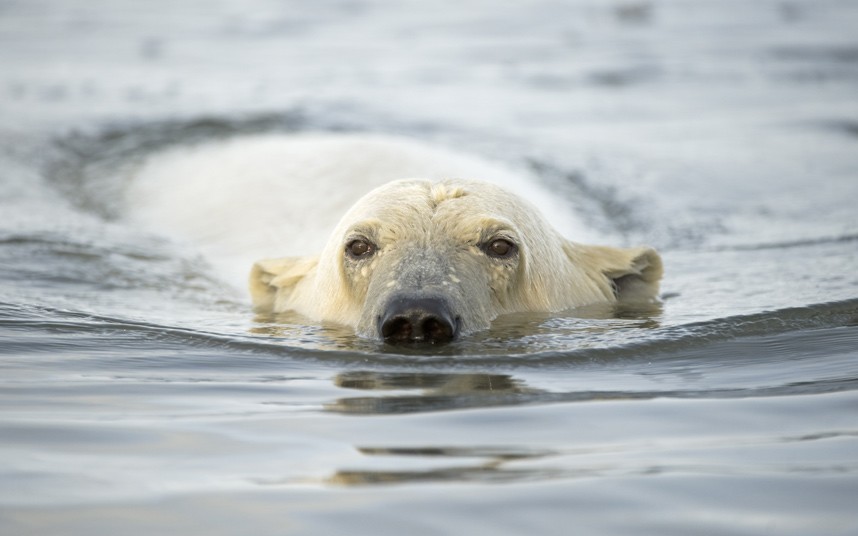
[326,371,540,415]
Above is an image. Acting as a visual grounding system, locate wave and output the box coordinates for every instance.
[3,297,856,365]
[3,298,857,419]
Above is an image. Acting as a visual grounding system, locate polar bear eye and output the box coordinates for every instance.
[346,238,375,259]
[484,238,517,259]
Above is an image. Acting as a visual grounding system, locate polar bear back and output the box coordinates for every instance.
[124,134,592,288]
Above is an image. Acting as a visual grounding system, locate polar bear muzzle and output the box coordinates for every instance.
[378,294,460,343]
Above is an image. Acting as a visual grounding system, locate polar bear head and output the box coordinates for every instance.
[250,179,662,343]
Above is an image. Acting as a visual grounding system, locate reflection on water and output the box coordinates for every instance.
[327,446,558,486]
[328,371,537,414]
[324,429,858,487]
[328,369,638,416]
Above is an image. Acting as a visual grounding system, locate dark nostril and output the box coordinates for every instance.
[381,316,413,342]
[421,316,452,342]
[379,296,458,344]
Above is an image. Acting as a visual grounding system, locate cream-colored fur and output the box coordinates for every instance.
[251,178,662,338]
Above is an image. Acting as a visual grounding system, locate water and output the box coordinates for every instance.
[2,0,858,534]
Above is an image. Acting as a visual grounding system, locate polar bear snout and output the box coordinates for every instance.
[378,294,460,344]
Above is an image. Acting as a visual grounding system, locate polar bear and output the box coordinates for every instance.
[250,178,662,342]
[124,133,661,342]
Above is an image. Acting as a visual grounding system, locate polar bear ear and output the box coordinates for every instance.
[569,244,663,302]
[249,256,318,312]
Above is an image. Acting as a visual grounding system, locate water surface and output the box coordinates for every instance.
[1,1,858,534]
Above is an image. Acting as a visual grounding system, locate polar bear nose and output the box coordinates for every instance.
[379,296,459,343]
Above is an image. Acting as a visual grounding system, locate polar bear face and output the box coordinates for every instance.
[250,179,662,343]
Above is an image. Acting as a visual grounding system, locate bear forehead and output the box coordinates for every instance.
[357,179,522,219]
[338,178,551,247]
[357,196,517,239]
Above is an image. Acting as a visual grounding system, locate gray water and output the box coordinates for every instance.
[2,1,858,534]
